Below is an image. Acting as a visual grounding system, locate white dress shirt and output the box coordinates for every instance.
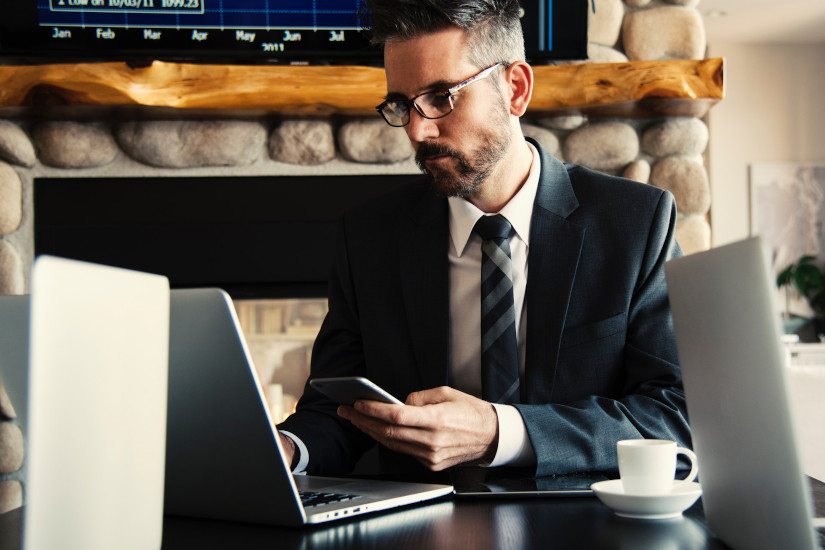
[447,142,539,466]
[283,142,542,472]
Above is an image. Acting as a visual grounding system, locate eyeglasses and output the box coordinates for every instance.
[376,63,503,127]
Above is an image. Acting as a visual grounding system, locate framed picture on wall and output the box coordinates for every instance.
[750,162,825,318]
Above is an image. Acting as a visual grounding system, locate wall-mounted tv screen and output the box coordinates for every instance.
[0,1,587,65]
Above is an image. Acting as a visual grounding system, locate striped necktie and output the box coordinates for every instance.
[474,214,520,404]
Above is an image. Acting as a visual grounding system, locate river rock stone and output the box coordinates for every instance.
[0,382,15,419]
[0,240,23,295]
[521,122,560,157]
[0,121,35,168]
[33,122,118,168]
[0,163,22,236]
[623,159,651,184]
[642,117,708,157]
[536,115,587,131]
[622,6,706,60]
[587,43,629,63]
[651,157,710,215]
[676,215,711,254]
[116,120,266,168]
[588,0,624,47]
[563,122,639,172]
[338,120,413,164]
[0,422,23,473]
[269,120,336,165]
[624,0,652,6]
[663,0,700,6]
[0,481,22,514]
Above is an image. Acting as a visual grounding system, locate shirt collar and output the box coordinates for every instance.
[448,141,541,256]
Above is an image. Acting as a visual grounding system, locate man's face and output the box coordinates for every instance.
[383,27,513,199]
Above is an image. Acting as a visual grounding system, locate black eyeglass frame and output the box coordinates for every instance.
[375,62,505,127]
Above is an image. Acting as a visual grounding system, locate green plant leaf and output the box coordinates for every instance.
[793,263,823,295]
[777,264,795,288]
[776,255,824,317]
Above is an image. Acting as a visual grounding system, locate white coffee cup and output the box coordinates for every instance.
[617,439,698,496]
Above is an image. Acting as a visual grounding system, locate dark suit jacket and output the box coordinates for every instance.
[278,141,690,480]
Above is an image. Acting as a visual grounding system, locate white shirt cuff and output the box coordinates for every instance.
[278,430,309,474]
[486,404,536,467]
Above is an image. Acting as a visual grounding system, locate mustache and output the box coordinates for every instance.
[415,142,462,166]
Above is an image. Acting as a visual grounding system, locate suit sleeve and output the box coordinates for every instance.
[514,191,690,477]
[276,216,376,475]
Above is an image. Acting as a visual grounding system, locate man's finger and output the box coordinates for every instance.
[340,405,433,446]
[351,399,434,428]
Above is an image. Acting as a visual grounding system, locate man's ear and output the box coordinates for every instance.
[505,61,533,117]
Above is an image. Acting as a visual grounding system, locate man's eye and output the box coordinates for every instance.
[430,94,451,108]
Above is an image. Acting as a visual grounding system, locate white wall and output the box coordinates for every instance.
[707,42,825,246]
[707,42,825,483]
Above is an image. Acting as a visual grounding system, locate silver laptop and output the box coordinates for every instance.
[164,288,452,526]
[666,236,822,550]
[23,256,170,550]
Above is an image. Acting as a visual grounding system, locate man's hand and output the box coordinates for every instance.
[279,433,297,469]
[337,386,499,471]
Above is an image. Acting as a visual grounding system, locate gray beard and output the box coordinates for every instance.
[415,129,512,199]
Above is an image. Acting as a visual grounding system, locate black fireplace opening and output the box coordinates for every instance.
[33,174,421,299]
[34,173,422,423]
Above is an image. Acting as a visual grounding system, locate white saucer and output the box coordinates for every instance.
[590,479,702,520]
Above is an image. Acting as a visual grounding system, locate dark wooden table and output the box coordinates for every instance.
[159,496,724,550]
[3,478,823,550]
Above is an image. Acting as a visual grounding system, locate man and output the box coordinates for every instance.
[277,0,690,481]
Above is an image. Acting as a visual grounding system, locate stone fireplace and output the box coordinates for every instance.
[0,111,714,295]
[0,0,720,513]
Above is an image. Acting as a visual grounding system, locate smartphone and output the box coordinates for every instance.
[309,376,404,406]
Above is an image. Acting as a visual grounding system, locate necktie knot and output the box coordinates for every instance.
[474,214,512,241]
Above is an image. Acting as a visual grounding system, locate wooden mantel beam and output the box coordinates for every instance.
[529,57,724,118]
[0,57,724,118]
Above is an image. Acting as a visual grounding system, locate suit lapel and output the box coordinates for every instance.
[524,146,585,402]
[399,189,451,391]
[395,143,584,399]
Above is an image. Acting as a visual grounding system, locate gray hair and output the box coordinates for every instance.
[360,0,525,68]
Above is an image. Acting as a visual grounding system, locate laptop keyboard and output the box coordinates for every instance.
[300,491,363,508]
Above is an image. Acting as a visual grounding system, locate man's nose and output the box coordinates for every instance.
[405,108,440,143]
